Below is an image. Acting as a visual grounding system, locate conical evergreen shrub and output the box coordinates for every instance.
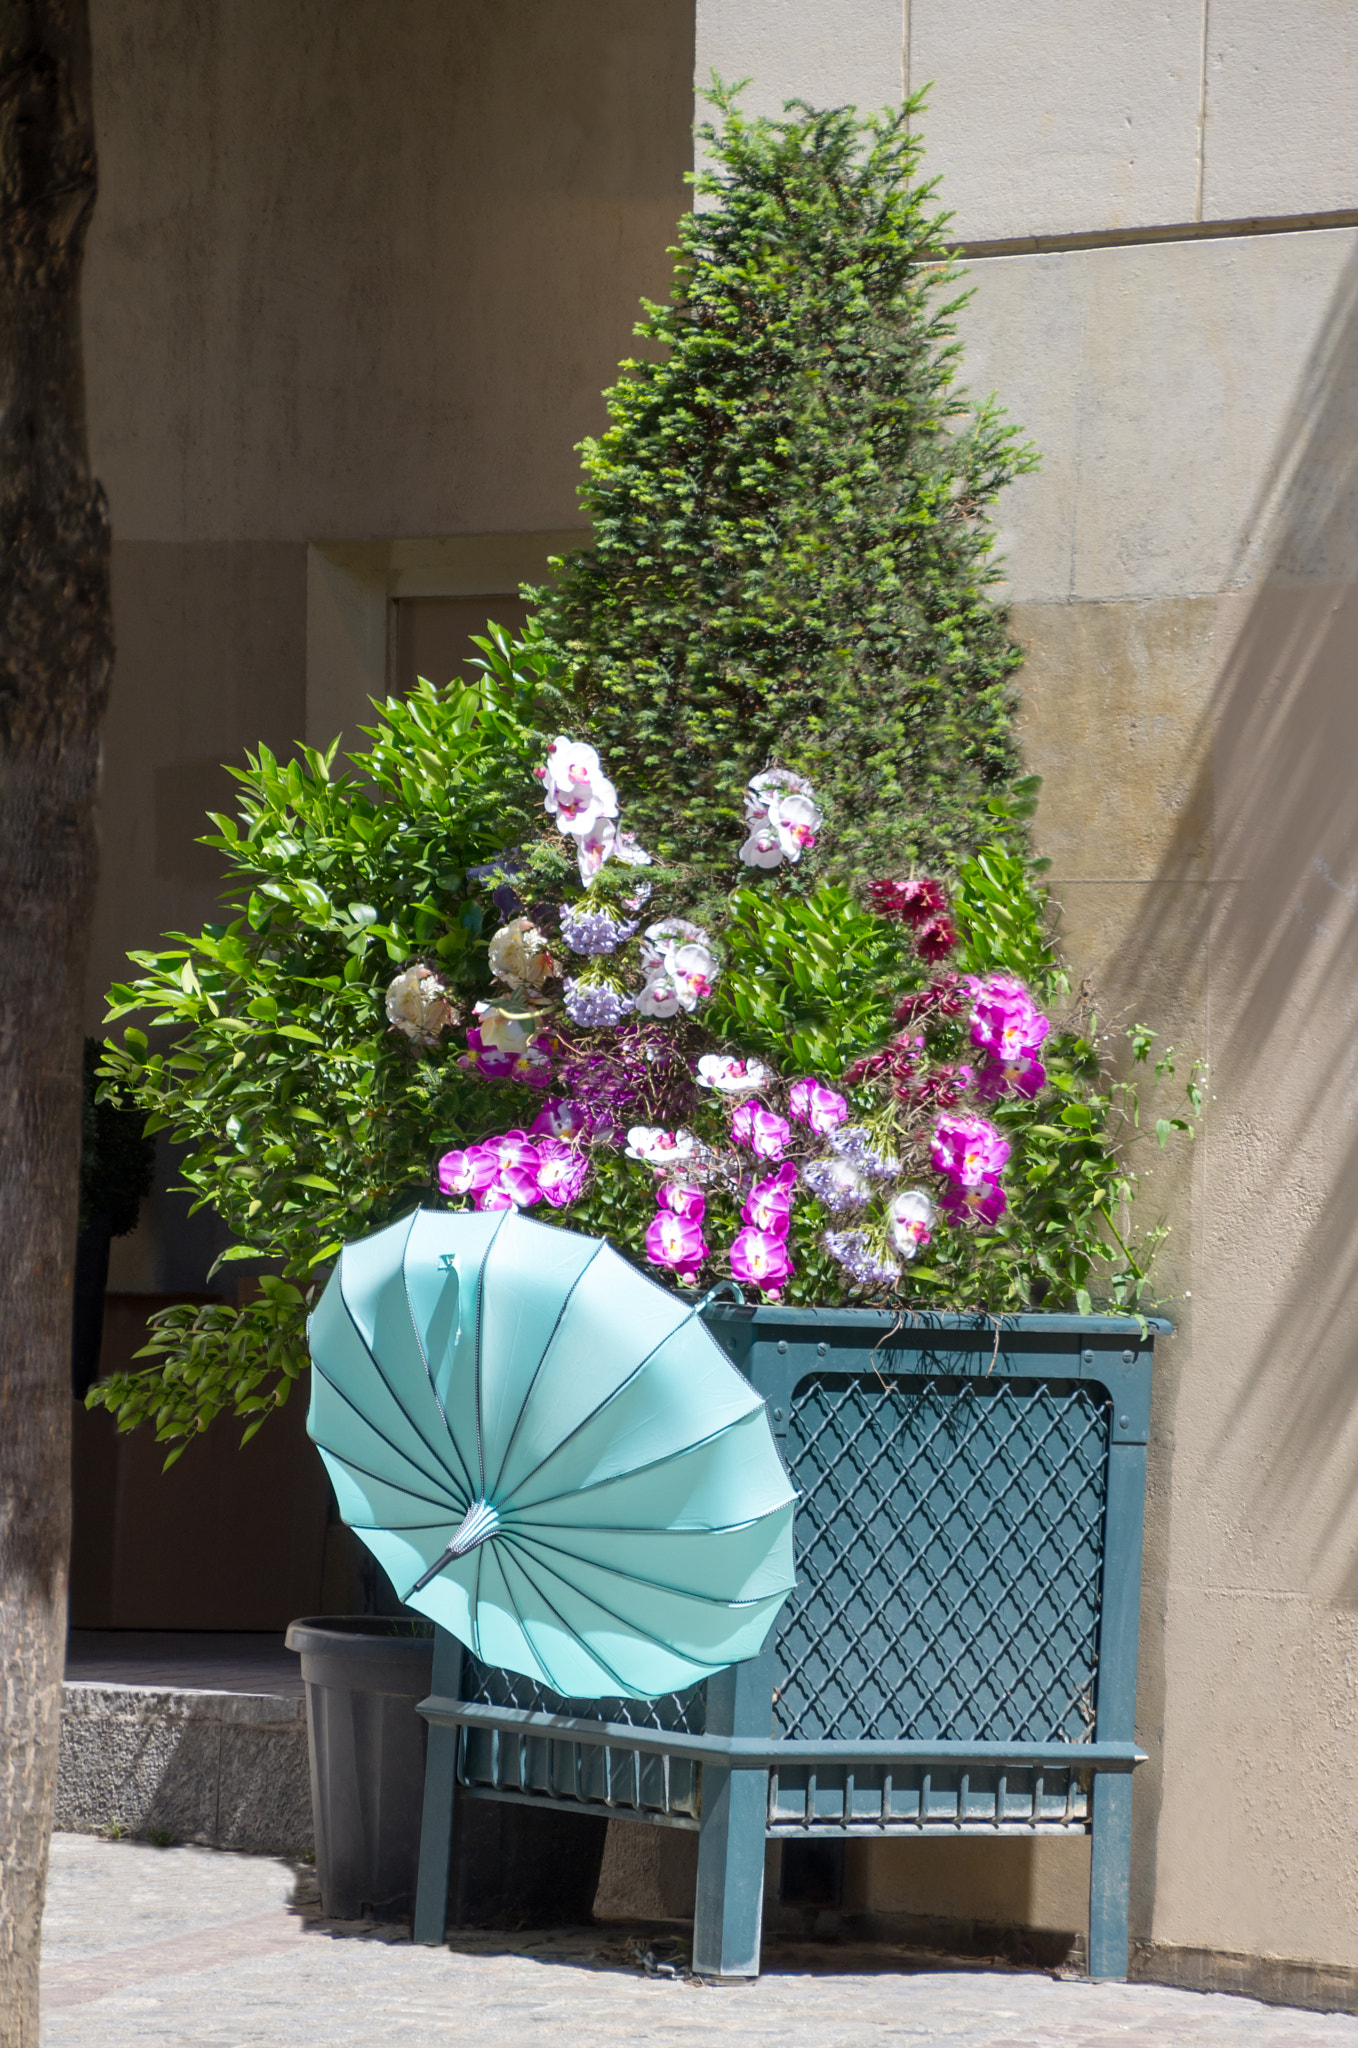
[533,87,1037,888]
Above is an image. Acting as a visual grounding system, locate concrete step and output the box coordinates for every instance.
[58,1631,313,1857]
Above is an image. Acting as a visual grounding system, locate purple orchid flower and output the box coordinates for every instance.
[437,1143,498,1197]
[931,1113,1011,1188]
[731,1101,791,1159]
[788,1077,849,1134]
[729,1226,793,1295]
[534,1138,588,1208]
[529,1097,590,1140]
[645,1207,707,1281]
[658,1182,706,1222]
[742,1161,798,1239]
[974,1053,1047,1102]
[939,1177,1007,1228]
[458,1026,517,1080]
[968,975,1050,1065]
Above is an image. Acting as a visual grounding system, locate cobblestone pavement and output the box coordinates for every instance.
[41,1833,1358,2047]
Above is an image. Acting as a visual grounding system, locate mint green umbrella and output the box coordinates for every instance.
[306,1208,796,1700]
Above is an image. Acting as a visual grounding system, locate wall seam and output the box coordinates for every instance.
[951,209,1358,262]
[1194,0,1210,223]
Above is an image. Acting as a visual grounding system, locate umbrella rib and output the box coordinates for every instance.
[311,1357,468,1507]
[491,1544,578,1699]
[309,1441,457,1516]
[505,1527,793,1607]
[481,1233,610,1502]
[330,1281,473,1502]
[496,1299,715,1507]
[498,1543,643,1699]
[510,1408,790,1516]
[505,1540,729,1685]
[473,1211,513,1501]
[401,1213,477,1503]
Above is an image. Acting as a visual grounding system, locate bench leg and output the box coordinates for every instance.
[413,1628,463,1946]
[691,1651,775,1980]
[692,1762,769,1979]
[1087,1771,1132,1979]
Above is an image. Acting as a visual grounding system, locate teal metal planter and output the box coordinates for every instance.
[413,1307,1166,1980]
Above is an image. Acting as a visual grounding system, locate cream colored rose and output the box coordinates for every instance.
[385,965,454,1047]
[488,915,556,991]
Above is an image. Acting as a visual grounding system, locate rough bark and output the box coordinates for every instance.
[0,6,110,2043]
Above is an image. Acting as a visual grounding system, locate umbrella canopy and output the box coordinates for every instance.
[307,1207,796,1699]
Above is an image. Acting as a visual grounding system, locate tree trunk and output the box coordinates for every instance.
[0,6,110,2043]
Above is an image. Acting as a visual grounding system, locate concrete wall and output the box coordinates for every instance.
[696,0,1358,1995]
[84,0,693,1040]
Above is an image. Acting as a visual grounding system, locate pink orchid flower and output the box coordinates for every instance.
[939,1178,1007,1229]
[534,1139,588,1209]
[437,1144,498,1197]
[658,1183,706,1223]
[788,1077,848,1133]
[645,1208,707,1281]
[729,1226,793,1294]
[931,1113,1011,1188]
[743,1161,798,1239]
[732,1101,791,1159]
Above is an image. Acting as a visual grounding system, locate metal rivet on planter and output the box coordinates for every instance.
[1082,1349,1094,1364]
[773,1407,784,1421]
[1122,1349,1135,1364]
[777,1340,788,1354]
[817,1342,828,1357]
[1119,1415,1129,1428]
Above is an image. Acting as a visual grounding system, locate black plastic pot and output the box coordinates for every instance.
[287,1616,609,1929]
[286,1616,436,1919]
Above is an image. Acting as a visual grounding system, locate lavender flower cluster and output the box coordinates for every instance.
[828,1125,901,1179]
[562,977,635,1028]
[822,1230,901,1287]
[558,904,639,956]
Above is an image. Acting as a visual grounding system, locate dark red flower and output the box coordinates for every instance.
[915,914,959,963]
[893,973,967,1026]
[867,876,951,928]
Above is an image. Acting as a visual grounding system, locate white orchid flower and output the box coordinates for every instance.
[625,1126,696,1165]
[769,790,822,861]
[575,816,616,885]
[542,736,619,840]
[739,823,784,868]
[666,939,718,1009]
[890,1189,935,1258]
[636,973,681,1019]
[696,1054,769,1093]
[641,918,709,977]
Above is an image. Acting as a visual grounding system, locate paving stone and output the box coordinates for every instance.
[41,1834,1358,2047]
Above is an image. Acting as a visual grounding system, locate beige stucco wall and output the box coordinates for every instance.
[696,0,1358,1976]
[84,0,693,1027]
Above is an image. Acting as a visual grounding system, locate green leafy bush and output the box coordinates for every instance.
[533,86,1037,894]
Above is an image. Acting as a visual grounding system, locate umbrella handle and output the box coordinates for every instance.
[697,1279,747,1310]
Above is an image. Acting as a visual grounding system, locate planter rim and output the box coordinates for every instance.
[285,1615,434,1674]
[699,1304,1172,1337]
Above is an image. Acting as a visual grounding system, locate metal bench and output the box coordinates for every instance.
[414,1306,1165,1979]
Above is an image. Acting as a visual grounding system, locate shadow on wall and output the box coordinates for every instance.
[1114,239,1358,1604]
